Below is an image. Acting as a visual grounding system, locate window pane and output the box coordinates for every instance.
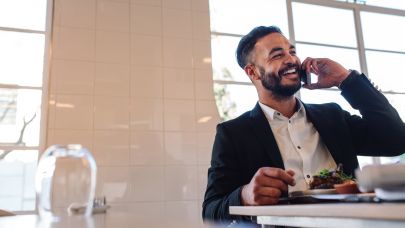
[300,89,359,116]
[362,12,405,52]
[364,0,405,11]
[0,150,38,211]
[0,0,47,31]
[211,35,250,82]
[293,3,357,47]
[0,31,45,87]
[296,44,361,72]
[209,0,289,36]
[214,83,257,121]
[366,50,405,93]
[0,89,42,146]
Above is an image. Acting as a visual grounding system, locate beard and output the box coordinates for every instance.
[258,65,301,99]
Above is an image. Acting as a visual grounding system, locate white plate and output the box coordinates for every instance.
[290,189,337,197]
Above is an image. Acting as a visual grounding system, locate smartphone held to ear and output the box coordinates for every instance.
[299,69,311,85]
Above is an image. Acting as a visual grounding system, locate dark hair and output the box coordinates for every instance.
[236,26,283,69]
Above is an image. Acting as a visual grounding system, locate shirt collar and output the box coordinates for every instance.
[259,98,305,121]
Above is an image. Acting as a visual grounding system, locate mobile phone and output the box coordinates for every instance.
[299,69,311,85]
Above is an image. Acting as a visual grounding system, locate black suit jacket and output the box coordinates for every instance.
[202,72,405,222]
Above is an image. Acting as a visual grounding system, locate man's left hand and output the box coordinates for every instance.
[301,57,351,90]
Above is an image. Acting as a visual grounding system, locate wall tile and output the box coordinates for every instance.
[55,0,96,29]
[96,1,130,32]
[94,96,130,130]
[129,167,164,201]
[163,37,192,68]
[163,68,194,99]
[130,131,164,165]
[96,31,130,63]
[162,0,191,10]
[51,60,95,95]
[54,95,94,130]
[53,27,95,61]
[93,130,130,166]
[164,99,195,131]
[164,132,197,165]
[130,98,163,131]
[192,39,212,69]
[130,66,163,98]
[191,0,209,12]
[192,11,210,40]
[195,100,220,132]
[130,5,162,36]
[196,132,215,165]
[95,63,130,96]
[131,0,161,6]
[97,166,131,203]
[163,9,192,38]
[194,69,214,100]
[131,35,162,66]
[47,94,56,129]
[197,165,209,200]
[164,166,198,200]
[47,129,94,151]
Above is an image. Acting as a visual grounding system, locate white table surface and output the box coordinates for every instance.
[0,211,206,228]
[230,203,405,228]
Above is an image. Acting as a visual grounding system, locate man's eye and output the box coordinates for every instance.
[272,54,282,59]
[290,50,296,55]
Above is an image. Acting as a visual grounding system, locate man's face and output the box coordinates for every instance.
[250,33,302,97]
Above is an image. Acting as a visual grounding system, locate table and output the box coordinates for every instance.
[0,210,204,228]
[230,203,405,228]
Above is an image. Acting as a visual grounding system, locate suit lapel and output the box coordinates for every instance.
[303,103,345,166]
[249,103,285,169]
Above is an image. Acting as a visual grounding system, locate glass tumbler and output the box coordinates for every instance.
[35,144,97,220]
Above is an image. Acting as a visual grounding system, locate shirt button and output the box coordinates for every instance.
[288,120,291,123]
[297,146,301,149]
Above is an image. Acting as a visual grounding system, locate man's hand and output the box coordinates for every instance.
[240,167,295,206]
[301,57,351,90]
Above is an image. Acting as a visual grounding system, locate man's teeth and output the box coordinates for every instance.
[283,69,296,75]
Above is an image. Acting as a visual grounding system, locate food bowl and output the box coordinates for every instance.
[334,182,360,194]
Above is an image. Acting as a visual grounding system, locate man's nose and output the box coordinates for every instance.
[283,53,295,64]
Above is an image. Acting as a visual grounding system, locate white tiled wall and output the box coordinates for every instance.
[47,0,217,226]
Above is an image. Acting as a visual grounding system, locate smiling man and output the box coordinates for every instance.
[202,26,405,224]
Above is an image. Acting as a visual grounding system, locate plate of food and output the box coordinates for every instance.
[290,164,359,197]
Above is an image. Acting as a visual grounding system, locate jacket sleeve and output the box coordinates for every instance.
[340,70,405,156]
[202,123,248,223]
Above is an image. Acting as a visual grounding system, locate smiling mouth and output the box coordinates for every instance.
[280,67,298,78]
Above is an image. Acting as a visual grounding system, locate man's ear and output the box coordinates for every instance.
[244,64,260,81]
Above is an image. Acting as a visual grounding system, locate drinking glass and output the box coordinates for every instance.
[35,144,97,220]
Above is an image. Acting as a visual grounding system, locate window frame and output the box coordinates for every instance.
[210,0,405,164]
[0,0,53,213]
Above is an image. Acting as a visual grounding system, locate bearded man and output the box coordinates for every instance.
[202,26,405,224]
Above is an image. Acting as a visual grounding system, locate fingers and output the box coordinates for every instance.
[249,195,279,206]
[256,175,289,192]
[257,186,282,198]
[286,169,295,176]
[301,57,319,75]
[259,167,296,186]
[303,82,322,90]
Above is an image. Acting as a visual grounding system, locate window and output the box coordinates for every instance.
[209,0,405,164]
[0,0,50,211]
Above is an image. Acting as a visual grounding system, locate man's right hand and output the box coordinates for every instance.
[241,167,296,206]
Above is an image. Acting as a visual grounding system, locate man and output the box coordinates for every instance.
[202,26,405,223]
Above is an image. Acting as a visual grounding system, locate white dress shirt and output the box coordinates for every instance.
[259,100,337,192]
